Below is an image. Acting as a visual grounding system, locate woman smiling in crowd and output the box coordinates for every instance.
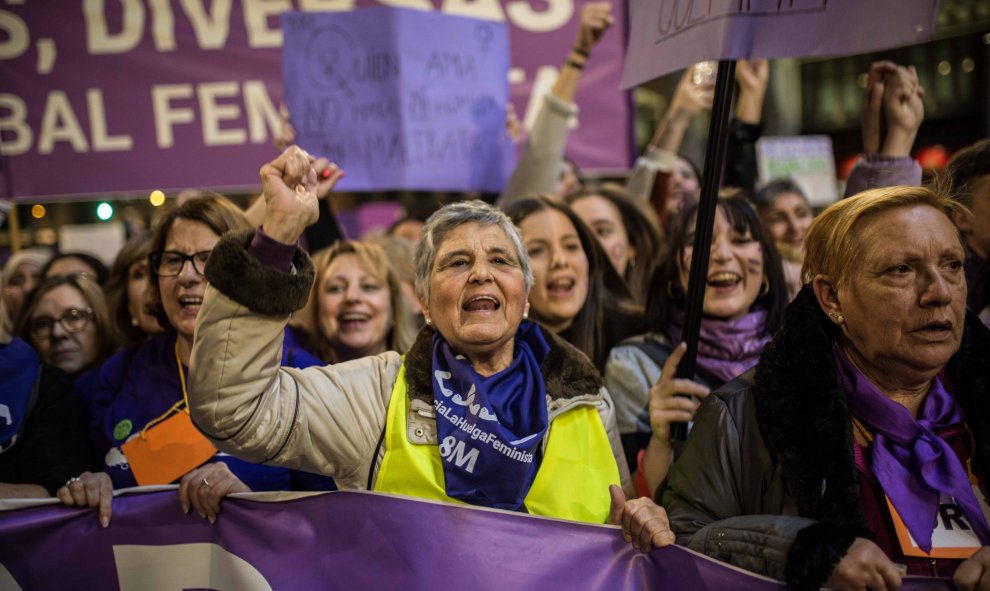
[59,195,332,528]
[505,196,642,373]
[307,240,417,364]
[566,185,664,306]
[605,194,786,491]
[753,178,815,299]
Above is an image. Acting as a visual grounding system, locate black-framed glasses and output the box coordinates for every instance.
[149,251,211,277]
[29,308,94,339]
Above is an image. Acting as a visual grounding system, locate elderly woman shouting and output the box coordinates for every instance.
[187,147,637,524]
[621,185,990,590]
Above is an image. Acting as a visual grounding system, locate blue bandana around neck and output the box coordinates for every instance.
[0,338,42,454]
[430,320,550,510]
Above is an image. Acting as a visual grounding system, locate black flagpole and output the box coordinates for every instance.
[670,59,736,442]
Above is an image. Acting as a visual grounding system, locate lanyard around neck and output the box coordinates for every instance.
[138,340,191,439]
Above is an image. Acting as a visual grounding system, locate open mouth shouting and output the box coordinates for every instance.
[707,271,742,291]
[178,294,203,314]
[339,310,373,330]
[546,276,577,299]
[463,295,501,313]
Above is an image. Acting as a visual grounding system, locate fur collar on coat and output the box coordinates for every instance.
[403,323,603,406]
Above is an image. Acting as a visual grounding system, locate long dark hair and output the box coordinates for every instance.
[565,184,665,306]
[646,194,787,336]
[506,196,641,370]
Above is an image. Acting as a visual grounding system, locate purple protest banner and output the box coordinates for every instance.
[621,0,940,89]
[0,0,631,200]
[282,8,515,192]
[0,489,956,589]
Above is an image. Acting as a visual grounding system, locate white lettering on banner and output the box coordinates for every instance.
[1,90,133,155]
[38,91,88,154]
[0,94,33,156]
[152,84,195,148]
[243,0,292,48]
[243,80,281,143]
[113,543,273,590]
[87,89,133,151]
[152,81,278,148]
[74,0,574,58]
[84,0,144,54]
[147,0,176,51]
[181,0,233,49]
[0,9,29,60]
[505,0,572,33]
[199,81,246,145]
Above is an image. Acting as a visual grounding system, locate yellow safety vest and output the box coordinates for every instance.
[374,364,620,523]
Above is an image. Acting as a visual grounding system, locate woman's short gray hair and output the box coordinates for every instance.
[414,200,533,302]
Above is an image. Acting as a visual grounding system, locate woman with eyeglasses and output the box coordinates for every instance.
[61,195,333,528]
[16,274,118,385]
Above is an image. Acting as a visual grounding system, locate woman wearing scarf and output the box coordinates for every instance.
[617,186,990,590]
[185,147,638,525]
[604,194,787,493]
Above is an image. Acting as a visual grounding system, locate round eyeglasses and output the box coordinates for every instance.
[29,308,94,339]
[149,251,212,277]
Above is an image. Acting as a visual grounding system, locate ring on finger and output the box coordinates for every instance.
[65,476,81,487]
[202,478,210,487]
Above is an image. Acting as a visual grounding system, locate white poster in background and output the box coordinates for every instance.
[57,222,125,266]
[756,136,839,208]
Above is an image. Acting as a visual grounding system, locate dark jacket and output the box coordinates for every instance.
[661,286,990,590]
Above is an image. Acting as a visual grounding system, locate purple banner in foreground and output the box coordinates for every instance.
[0,490,954,590]
[621,0,939,89]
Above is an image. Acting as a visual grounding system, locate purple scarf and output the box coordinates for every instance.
[835,342,990,552]
[667,308,771,383]
[431,321,550,511]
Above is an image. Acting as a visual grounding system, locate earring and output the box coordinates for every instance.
[760,277,770,297]
[424,317,432,326]
[827,311,844,325]
[130,317,140,327]
[667,280,684,299]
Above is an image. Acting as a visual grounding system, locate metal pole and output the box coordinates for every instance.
[670,59,736,442]
[8,202,21,252]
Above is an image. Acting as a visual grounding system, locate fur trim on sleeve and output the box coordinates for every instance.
[784,521,875,591]
[204,229,314,316]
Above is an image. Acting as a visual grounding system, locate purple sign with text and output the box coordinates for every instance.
[0,489,956,590]
[622,0,940,89]
[282,8,515,192]
[0,0,631,200]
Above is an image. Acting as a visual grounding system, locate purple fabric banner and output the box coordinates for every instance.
[621,0,939,89]
[0,489,955,590]
[282,8,515,192]
[0,0,631,200]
